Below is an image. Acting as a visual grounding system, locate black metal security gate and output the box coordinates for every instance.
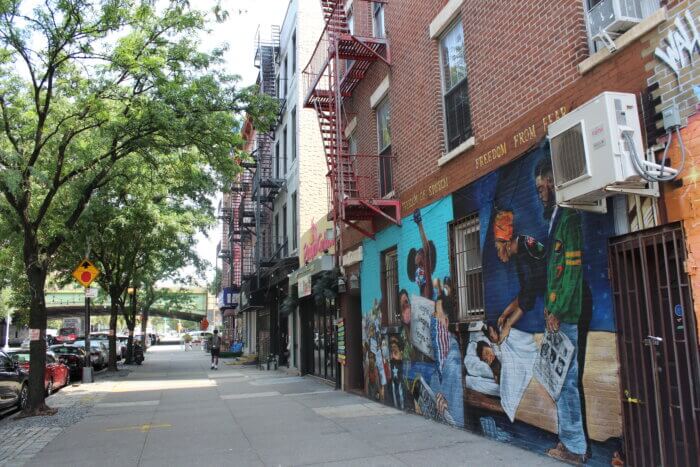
[609,222,700,466]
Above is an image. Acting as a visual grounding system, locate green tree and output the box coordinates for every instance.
[209,268,222,296]
[0,0,276,413]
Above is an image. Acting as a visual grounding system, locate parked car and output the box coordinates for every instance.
[55,327,80,344]
[7,350,70,395]
[0,350,29,411]
[50,345,87,380]
[72,340,107,370]
[89,333,126,361]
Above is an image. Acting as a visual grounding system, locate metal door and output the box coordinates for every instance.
[609,222,700,466]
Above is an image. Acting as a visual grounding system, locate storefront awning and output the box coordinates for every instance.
[288,255,334,296]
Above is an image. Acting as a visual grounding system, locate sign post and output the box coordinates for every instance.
[72,259,100,383]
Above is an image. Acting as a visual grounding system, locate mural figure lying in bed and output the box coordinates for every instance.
[463,209,544,420]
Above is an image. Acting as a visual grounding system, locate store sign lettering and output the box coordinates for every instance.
[655,10,700,80]
[303,220,334,264]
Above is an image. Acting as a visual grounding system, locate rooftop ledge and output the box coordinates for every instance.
[438,136,475,167]
[578,7,667,75]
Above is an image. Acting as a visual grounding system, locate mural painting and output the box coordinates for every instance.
[360,146,623,465]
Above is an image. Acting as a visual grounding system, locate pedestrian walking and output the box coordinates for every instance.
[210,329,221,370]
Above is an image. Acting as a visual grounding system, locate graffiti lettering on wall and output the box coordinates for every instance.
[655,10,700,80]
[361,146,623,466]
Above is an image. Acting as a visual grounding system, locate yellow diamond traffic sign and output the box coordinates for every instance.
[72,259,100,288]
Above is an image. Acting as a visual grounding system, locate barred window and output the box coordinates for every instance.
[382,248,400,326]
[451,213,484,321]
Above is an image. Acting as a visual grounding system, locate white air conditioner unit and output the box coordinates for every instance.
[588,0,644,38]
[547,92,655,213]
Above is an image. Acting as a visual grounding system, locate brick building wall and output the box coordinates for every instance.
[306,1,700,464]
[341,0,660,253]
[643,0,700,334]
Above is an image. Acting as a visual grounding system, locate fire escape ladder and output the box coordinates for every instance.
[303,0,399,241]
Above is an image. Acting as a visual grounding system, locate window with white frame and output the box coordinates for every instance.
[440,20,472,152]
[451,213,484,321]
[373,2,385,39]
[376,97,392,196]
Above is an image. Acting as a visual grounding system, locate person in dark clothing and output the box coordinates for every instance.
[492,209,547,343]
[210,329,222,370]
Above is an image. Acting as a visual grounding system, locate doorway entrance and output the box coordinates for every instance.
[300,297,338,383]
[609,222,700,466]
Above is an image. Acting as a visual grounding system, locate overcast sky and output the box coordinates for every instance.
[187,0,289,288]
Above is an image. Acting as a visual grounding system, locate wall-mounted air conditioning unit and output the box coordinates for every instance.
[588,0,644,38]
[547,92,656,213]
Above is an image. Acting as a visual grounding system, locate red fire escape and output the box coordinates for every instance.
[303,0,400,242]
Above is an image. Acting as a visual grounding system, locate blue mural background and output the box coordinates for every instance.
[359,146,621,465]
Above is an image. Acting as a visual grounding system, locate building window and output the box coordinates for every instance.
[585,0,660,52]
[284,55,289,93]
[451,213,484,321]
[345,8,355,74]
[274,212,279,249]
[283,126,288,175]
[282,203,288,257]
[291,191,298,251]
[275,140,280,179]
[291,31,296,77]
[440,21,472,152]
[348,132,357,163]
[381,248,399,326]
[280,58,285,99]
[373,2,385,39]
[376,97,392,196]
[291,108,297,162]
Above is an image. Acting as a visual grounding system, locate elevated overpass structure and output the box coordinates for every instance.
[45,289,208,323]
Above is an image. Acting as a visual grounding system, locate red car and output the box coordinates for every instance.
[9,350,70,395]
[50,345,87,379]
[56,327,79,344]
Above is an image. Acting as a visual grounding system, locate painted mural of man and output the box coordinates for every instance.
[534,158,588,464]
[492,209,547,343]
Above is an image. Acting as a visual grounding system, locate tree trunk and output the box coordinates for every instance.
[124,289,137,364]
[25,261,49,414]
[140,307,149,348]
[107,294,119,371]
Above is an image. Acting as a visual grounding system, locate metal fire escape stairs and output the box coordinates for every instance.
[304,0,400,240]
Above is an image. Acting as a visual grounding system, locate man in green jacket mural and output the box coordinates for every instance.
[534,158,587,465]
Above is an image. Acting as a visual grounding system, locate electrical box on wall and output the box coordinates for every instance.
[547,91,657,213]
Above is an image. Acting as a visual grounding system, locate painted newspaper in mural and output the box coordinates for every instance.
[361,146,624,466]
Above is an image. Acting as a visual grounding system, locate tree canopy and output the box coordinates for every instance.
[0,0,277,413]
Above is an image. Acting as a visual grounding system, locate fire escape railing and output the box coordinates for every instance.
[303,0,399,243]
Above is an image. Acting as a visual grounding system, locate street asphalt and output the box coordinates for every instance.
[23,345,562,466]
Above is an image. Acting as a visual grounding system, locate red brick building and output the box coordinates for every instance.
[302,1,699,465]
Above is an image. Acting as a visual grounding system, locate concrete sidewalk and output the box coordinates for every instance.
[25,346,562,467]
